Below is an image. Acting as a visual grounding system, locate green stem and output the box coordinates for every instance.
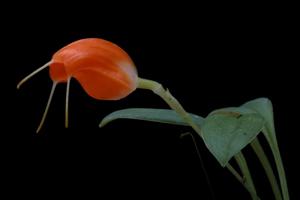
[251,137,282,200]
[226,164,260,199]
[235,152,259,200]
[263,127,289,200]
[138,78,260,199]
[273,146,289,200]
[226,164,244,184]
[138,78,202,136]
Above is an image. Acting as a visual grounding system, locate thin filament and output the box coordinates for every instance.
[65,77,71,128]
[36,82,57,133]
[17,61,52,89]
[181,132,216,200]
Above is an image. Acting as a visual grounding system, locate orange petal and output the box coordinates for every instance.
[73,67,137,100]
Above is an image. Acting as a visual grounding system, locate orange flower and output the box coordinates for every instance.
[17,38,138,132]
[50,38,138,100]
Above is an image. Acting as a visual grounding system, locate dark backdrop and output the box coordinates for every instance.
[13,4,297,200]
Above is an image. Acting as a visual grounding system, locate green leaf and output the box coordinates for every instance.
[100,108,204,128]
[242,98,276,145]
[202,108,265,167]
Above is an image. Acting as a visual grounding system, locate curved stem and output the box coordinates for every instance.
[251,137,282,200]
[138,78,260,199]
[138,78,202,136]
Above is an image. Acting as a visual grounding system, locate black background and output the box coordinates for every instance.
[13,3,298,199]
